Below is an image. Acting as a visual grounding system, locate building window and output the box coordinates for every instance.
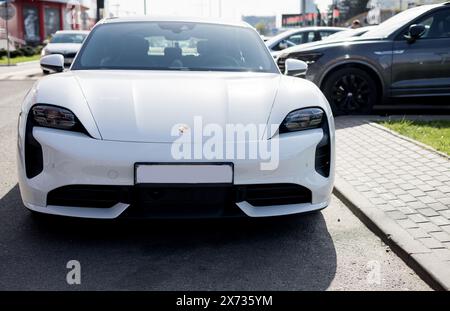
[23,6,40,43]
[63,7,73,30]
[44,7,61,39]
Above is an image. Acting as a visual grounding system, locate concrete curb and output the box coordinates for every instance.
[333,175,450,291]
[0,60,39,67]
[16,60,40,66]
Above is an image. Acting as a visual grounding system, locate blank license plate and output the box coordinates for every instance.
[135,164,233,184]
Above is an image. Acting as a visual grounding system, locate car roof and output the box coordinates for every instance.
[265,26,345,47]
[276,26,345,36]
[55,30,90,34]
[100,16,252,28]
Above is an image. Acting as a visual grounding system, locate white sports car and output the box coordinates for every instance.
[17,17,335,219]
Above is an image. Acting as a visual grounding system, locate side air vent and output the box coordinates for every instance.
[315,118,331,177]
[47,185,133,208]
[25,115,43,178]
[235,184,312,206]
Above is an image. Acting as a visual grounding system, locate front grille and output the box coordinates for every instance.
[130,185,236,218]
[277,57,286,73]
[63,52,77,58]
[46,183,313,216]
[49,52,76,58]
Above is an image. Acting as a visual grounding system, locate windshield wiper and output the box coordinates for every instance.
[167,67,192,71]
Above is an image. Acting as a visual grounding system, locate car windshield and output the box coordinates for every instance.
[361,5,434,38]
[50,33,87,44]
[73,22,278,73]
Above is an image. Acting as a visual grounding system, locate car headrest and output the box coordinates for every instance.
[196,40,211,55]
[123,36,149,57]
[164,47,182,58]
[443,17,450,33]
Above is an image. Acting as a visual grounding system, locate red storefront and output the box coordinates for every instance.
[0,0,95,45]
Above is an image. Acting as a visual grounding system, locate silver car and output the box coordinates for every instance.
[40,30,89,74]
[265,26,345,59]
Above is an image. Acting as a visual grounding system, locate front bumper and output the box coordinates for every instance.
[18,126,334,219]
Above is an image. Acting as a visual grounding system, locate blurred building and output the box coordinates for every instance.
[364,0,444,25]
[281,0,321,27]
[368,0,444,11]
[0,0,97,46]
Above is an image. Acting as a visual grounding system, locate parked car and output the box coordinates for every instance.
[274,26,377,62]
[40,30,89,74]
[265,27,345,59]
[277,2,450,115]
[25,17,335,219]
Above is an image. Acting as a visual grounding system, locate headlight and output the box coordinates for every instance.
[32,105,77,130]
[279,107,324,133]
[292,52,323,65]
[41,48,50,56]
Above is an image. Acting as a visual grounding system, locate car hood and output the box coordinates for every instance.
[286,38,351,50]
[73,70,281,143]
[280,36,383,55]
[45,43,82,53]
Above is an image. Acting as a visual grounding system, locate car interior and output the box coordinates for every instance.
[108,36,246,69]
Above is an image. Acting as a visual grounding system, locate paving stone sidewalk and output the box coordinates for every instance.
[334,116,450,290]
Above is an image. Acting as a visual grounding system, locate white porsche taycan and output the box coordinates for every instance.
[17,17,335,219]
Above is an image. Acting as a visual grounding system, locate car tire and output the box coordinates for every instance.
[322,67,377,116]
[42,70,50,75]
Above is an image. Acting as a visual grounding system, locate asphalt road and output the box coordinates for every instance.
[0,62,42,80]
[0,77,431,291]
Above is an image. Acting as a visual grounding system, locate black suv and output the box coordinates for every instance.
[277,2,450,115]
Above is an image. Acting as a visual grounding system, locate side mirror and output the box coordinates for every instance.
[405,24,426,43]
[278,41,288,50]
[40,54,64,73]
[284,59,308,78]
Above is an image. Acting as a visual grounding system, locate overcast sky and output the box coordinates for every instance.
[106,0,332,20]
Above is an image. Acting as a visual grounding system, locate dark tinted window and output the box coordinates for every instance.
[306,31,322,42]
[306,30,341,43]
[271,39,296,51]
[397,8,450,39]
[73,22,278,73]
[417,9,450,38]
[362,5,432,38]
[286,32,305,44]
[51,33,87,43]
[320,30,338,39]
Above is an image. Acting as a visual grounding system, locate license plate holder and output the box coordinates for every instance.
[134,163,234,185]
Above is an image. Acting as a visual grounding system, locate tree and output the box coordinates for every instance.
[337,0,370,22]
[255,22,267,36]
